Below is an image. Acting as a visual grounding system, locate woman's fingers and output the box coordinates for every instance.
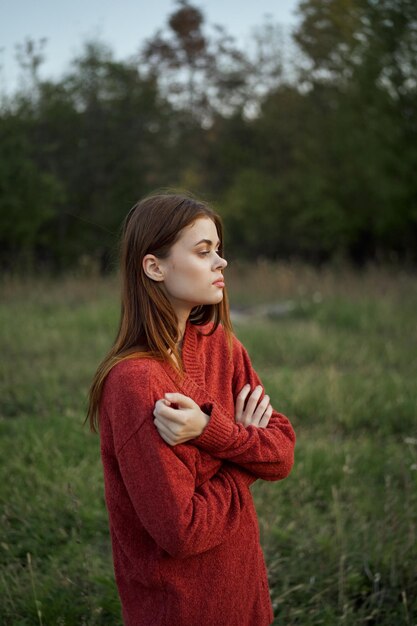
[153,416,176,445]
[164,392,195,409]
[251,394,270,425]
[235,384,251,422]
[241,386,263,425]
[154,397,193,424]
[154,415,187,445]
[153,394,208,444]
[258,404,273,429]
[235,385,273,428]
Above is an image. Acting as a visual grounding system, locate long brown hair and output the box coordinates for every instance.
[86,192,233,432]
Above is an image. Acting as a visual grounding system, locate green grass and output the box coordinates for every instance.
[1,265,416,625]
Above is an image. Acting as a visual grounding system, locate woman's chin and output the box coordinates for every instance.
[195,294,224,307]
[213,292,224,304]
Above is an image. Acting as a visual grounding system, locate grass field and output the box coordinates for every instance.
[1,262,416,625]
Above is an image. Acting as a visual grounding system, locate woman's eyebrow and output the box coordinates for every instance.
[194,238,220,247]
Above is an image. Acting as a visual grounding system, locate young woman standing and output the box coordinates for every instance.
[87,193,296,626]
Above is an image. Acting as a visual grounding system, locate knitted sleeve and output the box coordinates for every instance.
[193,337,296,481]
[106,362,256,559]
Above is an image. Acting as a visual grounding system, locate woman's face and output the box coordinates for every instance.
[157,217,228,316]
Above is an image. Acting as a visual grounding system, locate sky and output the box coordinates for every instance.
[1,0,300,94]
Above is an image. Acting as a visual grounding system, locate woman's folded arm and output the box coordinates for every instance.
[193,337,296,481]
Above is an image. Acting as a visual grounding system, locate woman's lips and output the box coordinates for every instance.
[212,280,225,288]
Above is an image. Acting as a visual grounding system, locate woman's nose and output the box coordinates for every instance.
[214,253,227,270]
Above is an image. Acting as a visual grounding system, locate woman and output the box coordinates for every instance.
[87,193,296,626]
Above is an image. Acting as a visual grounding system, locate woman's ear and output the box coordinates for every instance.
[142,254,165,282]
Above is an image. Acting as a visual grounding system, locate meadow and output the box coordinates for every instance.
[1,262,416,625]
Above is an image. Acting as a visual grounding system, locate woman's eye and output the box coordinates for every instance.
[198,248,221,256]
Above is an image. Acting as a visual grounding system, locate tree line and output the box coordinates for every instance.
[1,0,416,271]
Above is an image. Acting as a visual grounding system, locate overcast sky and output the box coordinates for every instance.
[1,0,300,93]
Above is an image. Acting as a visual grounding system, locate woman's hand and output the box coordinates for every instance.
[235,384,272,428]
[153,393,209,446]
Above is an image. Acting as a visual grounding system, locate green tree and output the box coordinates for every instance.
[14,41,181,269]
[0,115,63,269]
[291,0,417,261]
[141,0,249,120]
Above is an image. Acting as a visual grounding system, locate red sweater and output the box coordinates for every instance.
[99,321,296,626]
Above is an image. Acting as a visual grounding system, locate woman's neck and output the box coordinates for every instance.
[175,309,190,345]
[177,336,184,355]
